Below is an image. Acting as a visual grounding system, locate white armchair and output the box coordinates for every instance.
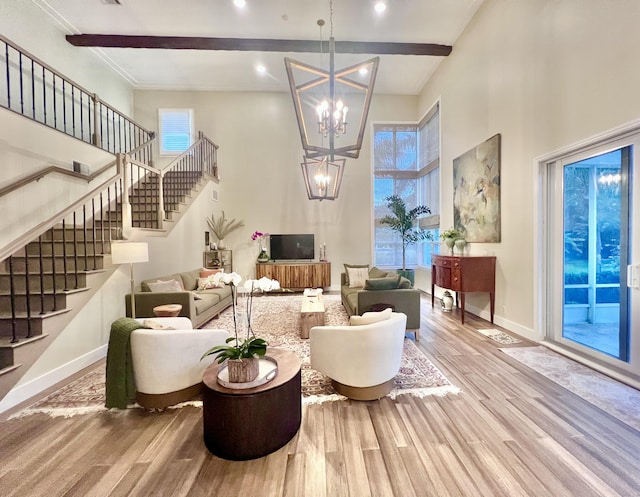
[310,311,407,400]
[131,317,230,409]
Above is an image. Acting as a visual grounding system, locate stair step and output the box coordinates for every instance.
[0,334,49,370]
[2,255,105,273]
[0,309,71,337]
[0,364,21,377]
[0,272,88,293]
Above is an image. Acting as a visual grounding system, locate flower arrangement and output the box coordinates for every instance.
[251,231,270,262]
[201,272,268,366]
[440,227,463,240]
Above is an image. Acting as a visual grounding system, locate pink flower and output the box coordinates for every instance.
[251,231,267,241]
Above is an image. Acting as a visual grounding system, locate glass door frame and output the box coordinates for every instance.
[536,127,640,382]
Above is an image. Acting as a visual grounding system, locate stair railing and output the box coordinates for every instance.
[0,34,154,158]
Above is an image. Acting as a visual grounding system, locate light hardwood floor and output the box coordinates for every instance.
[1,296,640,497]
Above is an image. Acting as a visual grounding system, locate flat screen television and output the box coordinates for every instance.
[269,234,315,261]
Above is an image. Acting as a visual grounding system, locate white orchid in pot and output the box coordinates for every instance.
[201,272,268,383]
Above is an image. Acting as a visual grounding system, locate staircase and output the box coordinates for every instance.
[0,34,221,406]
[0,163,217,403]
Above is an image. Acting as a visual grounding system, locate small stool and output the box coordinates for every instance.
[153,304,182,317]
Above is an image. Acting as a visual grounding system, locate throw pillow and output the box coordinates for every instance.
[349,307,393,326]
[343,264,369,285]
[190,291,203,301]
[142,319,176,330]
[398,276,412,289]
[368,266,388,279]
[347,267,369,288]
[364,274,401,291]
[200,268,223,278]
[197,276,224,290]
[147,279,184,293]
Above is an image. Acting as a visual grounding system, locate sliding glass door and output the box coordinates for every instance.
[547,137,640,375]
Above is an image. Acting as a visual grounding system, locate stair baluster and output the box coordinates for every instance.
[62,219,69,292]
[38,236,45,315]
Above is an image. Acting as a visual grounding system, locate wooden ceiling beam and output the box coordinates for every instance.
[65,34,452,56]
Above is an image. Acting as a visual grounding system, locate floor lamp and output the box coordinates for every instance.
[111,242,149,319]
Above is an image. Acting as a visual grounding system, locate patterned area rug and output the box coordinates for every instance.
[477,328,523,345]
[501,346,640,431]
[13,295,459,418]
[205,294,461,403]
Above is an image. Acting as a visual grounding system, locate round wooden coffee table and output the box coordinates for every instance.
[202,347,301,460]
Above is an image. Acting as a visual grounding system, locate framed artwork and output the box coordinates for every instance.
[453,133,501,242]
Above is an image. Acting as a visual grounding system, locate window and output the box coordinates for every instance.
[158,108,193,156]
[373,124,419,268]
[372,103,440,269]
[417,103,441,267]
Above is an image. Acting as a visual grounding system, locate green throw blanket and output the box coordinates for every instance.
[105,317,148,409]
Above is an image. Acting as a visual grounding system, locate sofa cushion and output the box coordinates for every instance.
[141,273,183,292]
[147,279,184,292]
[364,274,401,291]
[197,276,224,290]
[368,266,388,279]
[347,267,369,288]
[200,268,223,278]
[398,276,413,289]
[349,307,393,326]
[194,292,221,315]
[343,264,369,285]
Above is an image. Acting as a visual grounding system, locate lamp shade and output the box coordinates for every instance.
[111,242,149,264]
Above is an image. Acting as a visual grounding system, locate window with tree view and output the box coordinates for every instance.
[373,124,418,268]
[373,104,440,269]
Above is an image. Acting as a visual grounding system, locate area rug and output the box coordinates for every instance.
[501,345,640,431]
[204,294,461,403]
[477,328,523,345]
[13,295,459,418]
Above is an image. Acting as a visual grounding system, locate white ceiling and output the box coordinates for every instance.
[39,0,484,95]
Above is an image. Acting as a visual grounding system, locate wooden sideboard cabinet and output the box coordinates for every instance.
[431,255,496,325]
[256,262,331,290]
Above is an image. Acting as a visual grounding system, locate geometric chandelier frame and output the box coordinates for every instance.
[300,155,346,201]
[285,42,379,161]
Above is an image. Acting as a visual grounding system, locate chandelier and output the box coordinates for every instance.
[284,0,379,161]
[300,155,346,201]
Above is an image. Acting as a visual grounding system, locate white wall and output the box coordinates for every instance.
[416,0,640,336]
[134,90,418,286]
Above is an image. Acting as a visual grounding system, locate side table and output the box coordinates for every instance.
[202,348,301,460]
[153,304,182,317]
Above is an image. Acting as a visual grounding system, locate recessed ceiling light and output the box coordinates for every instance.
[233,0,246,8]
[359,67,369,76]
[374,2,386,14]
[256,64,266,75]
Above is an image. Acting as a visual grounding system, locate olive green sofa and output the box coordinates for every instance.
[125,268,232,328]
[340,266,421,336]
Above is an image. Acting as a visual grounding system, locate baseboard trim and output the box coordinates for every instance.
[0,345,107,414]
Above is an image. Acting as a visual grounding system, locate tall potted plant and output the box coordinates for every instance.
[380,195,432,284]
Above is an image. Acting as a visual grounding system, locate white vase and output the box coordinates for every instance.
[441,291,454,312]
[217,239,226,250]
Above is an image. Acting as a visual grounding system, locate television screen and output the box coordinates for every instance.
[269,234,315,261]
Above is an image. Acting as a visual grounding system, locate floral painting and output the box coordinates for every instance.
[453,134,501,242]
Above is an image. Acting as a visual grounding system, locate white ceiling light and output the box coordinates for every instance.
[374,2,387,14]
[233,0,247,9]
[255,64,266,75]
